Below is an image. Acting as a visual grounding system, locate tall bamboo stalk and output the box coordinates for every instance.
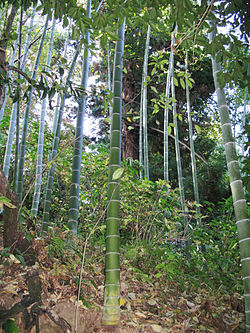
[164,25,177,181]
[3,103,17,179]
[107,42,113,117]
[241,64,249,155]
[171,64,188,231]
[209,26,250,332]
[16,15,49,203]
[31,16,56,217]
[2,19,20,179]
[21,5,36,72]
[0,22,19,122]
[185,52,201,220]
[52,21,71,135]
[102,19,125,326]
[68,0,91,235]
[139,25,151,179]
[41,42,82,232]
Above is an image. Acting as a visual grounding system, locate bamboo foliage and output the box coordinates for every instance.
[31,16,56,217]
[102,19,125,326]
[139,24,151,179]
[68,0,91,235]
[2,21,20,178]
[0,32,18,122]
[16,15,49,203]
[209,27,250,332]
[185,52,201,220]
[164,25,177,181]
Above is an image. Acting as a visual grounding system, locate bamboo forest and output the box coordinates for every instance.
[0,0,249,332]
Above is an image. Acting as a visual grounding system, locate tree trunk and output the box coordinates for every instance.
[0,170,19,249]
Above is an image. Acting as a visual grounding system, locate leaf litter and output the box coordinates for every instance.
[0,235,245,332]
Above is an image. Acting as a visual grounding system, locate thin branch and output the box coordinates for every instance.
[150,126,208,165]
[7,65,32,82]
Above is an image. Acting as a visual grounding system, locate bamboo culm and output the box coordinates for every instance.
[171,63,188,232]
[16,15,49,203]
[31,16,56,217]
[2,19,20,179]
[41,41,82,232]
[68,0,91,235]
[139,25,151,179]
[0,22,19,122]
[142,25,151,180]
[209,27,250,332]
[52,21,71,135]
[102,19,125,326]
[185,52,201,221]
[164,25,177,181]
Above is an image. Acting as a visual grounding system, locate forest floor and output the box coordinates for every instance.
[0,232,245,333]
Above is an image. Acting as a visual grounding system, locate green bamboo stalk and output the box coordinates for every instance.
[139,81,143,179]
[102,18,125,326]
[241,64,249,155]
[41,42,82,232]
[68,0,91,235]
[209,27,250,332]
[171,63,188,232]
[185,52,201,221]
[0,21,19,122]
[21,5,36,72]
[13,8,23,192]
[141,24,151,180]
[14,6,34,191]
[164,25,177,181]
[52,20,71,135]
[3,103,17,179]
[2,18,20,179]
[16,15,49,203]
[31,16,56,217]
[107,42,113,117]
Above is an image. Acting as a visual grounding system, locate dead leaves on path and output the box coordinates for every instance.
[0,238,245,332]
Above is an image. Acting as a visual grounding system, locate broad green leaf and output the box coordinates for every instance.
[180,78,185,89]
[186,78,192,88]
[112,167,124,180]
[195,124,201,134]
[173,77,178,86]
[151,67,156,76]
[151,86,158,94]
[168,126,172,135]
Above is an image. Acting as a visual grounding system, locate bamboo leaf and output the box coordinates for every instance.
[180,78,185,89]
[186,78,193,88]
[112,167,124,180]
[168,126,172,135]
[195,124,201,134]
[151,86,158,94]
[151,67,156,76]
[173,77,178,86]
